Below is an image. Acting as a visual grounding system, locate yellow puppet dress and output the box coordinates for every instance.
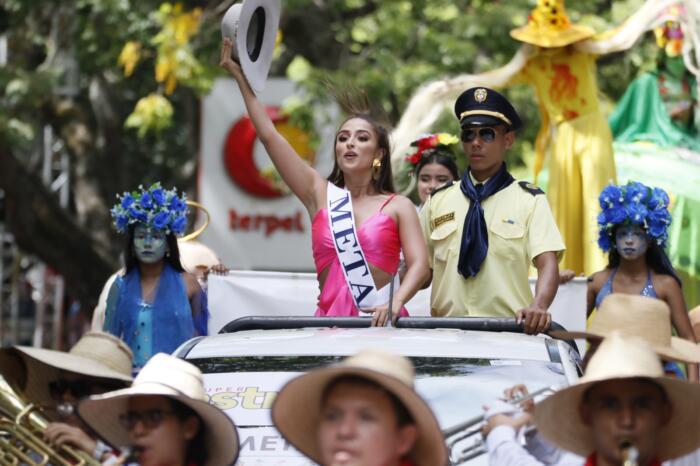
[508,47,615,275]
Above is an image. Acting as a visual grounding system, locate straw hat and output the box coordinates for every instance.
[535,333,700,460]
[178,240,220,273]
[221,0,281,94]
[0,331,133,408]
[689,305,700,328]
[272,349,447,466]
[551,294,700,363]
[78,353,238,466]
[510,0,595,48]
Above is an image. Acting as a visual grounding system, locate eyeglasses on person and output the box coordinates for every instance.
[119,408,176,430]
[461,127,498,143]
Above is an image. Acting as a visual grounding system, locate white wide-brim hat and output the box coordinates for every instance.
[221,0,281,94]
[0,331,133,409]
[551,294,700,363]
[272,348,447,466]
[535,333,700,460]
[78,353,239,466]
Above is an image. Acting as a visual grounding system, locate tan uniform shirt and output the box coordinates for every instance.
[420,180,565,317]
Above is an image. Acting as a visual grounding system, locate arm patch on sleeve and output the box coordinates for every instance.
[518,181,545,196]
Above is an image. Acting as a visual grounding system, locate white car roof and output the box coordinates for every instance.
[184,327,556,361]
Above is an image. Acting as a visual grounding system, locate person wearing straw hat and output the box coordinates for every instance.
[104,183,208,373]
[482,294,700,466]
[484,333,700,466]
[552,294,700,380]
[272,348,447,466]
[78,353,239,466]
[0,331,133,460]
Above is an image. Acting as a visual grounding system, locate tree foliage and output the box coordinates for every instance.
[0,0,659,308]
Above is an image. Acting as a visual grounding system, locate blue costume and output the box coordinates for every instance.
[594,268,657,309]
[104,263,208,371]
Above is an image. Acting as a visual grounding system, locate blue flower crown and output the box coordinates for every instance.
[111,183,188,235]
[597,181,671,252]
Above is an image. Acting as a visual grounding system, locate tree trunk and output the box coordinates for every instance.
[0,144,117,312]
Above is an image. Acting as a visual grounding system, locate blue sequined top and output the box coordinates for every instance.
[594,268,657,309]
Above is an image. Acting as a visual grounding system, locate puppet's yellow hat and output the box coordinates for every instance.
[510,0,594,48]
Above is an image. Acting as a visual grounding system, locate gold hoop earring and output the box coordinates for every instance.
[372,159,382,181]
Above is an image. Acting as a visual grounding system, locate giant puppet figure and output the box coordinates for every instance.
[392,0,700,275]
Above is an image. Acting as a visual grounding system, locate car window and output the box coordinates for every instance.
[191,355,568,466]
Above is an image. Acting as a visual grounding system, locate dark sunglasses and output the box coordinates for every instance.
[461,127,497,143]
[119,409,175,430]
[49,380,91,400]
[49,379,123,401]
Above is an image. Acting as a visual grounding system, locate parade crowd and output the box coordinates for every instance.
[3,0,700,465]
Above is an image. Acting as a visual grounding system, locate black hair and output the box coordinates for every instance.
[327,114,395,194]
[414,150,460,181]
[606,225,681,287]
[123,224,185,274]
[321,375,414,427]
[169,398,207,465]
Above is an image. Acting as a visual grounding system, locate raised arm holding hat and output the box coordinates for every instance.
[419,87,564,334]
[219,3,429,326]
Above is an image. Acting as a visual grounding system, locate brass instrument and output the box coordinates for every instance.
[443,385,558,465]
[0,378,102,466]
[621,441,639,466]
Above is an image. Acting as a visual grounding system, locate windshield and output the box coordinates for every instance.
[192,356,568,466]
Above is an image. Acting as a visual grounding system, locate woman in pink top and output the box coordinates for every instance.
[220,39,429,326]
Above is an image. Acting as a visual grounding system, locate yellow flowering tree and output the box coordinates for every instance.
[118,2,209,137]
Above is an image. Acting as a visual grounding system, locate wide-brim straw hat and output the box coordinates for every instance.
[510,0,594,48]
[551,294,700,363]
[78,353,238,466]
[272,349,446,466]
[178,240,220,273]
[0,331,133,409]
[535,333,700,460]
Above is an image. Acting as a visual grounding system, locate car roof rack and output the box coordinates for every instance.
[219,316,580,355]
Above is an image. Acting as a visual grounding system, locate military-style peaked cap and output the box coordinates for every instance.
[454,87,522,130]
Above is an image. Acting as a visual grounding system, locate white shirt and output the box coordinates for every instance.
[487,426,700,466]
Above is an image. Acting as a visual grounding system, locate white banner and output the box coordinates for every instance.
[198,78,336,271]
[208,272,587,345]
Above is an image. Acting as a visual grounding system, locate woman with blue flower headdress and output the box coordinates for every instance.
[104,183,207,373]
[588,181,697,381]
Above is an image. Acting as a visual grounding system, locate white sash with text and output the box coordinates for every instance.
[326,182,383,309]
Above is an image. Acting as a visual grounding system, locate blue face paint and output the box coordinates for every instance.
[615,225,649,260]
[133,225,167,264]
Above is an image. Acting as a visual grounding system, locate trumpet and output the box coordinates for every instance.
[0,378,102,466]
[443,385,558,465]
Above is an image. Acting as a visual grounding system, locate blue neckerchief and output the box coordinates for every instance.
[457,163,514,278]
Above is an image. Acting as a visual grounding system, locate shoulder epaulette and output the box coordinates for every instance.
[518,181,544,196]
[430,181,454,197]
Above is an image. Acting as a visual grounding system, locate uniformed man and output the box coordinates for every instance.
[419,87,565,334]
